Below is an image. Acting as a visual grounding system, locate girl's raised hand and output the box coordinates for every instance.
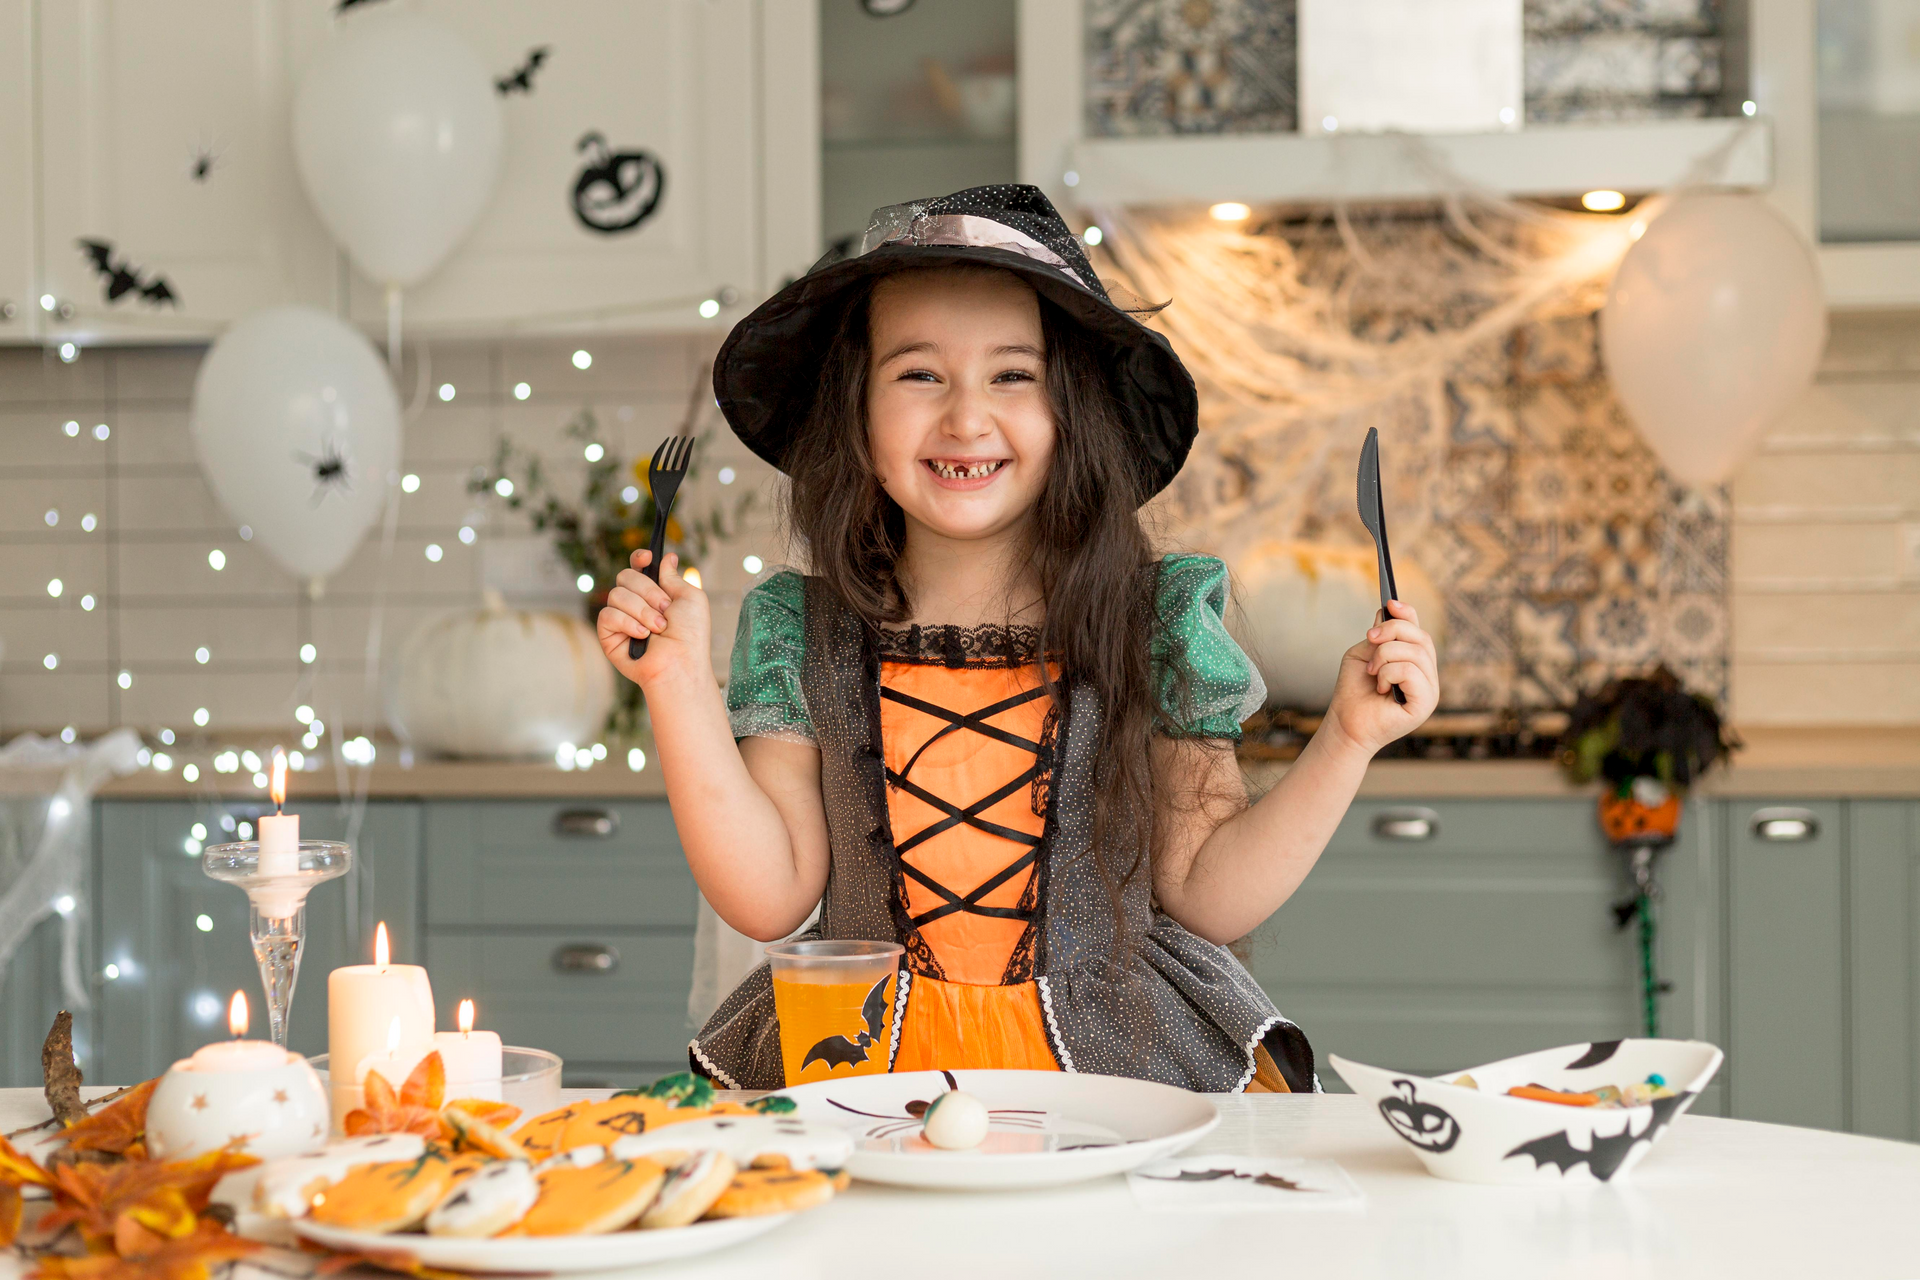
[1322,599,1439,758]
[597,549,713,687]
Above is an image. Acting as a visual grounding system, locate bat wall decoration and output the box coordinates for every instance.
[572,133,666,234]
[77,240,178,308]
[496,45,550,95]
[799,975,892,1073]
[1503,1092,1693,1181]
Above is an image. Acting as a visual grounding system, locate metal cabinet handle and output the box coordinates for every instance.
[553,808,618,838]
[1751,807,1818,842]
[1372,808,1439,841]
[553,943,619,973]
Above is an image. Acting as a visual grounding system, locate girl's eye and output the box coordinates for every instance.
[994,369,1037,384]
[897,369,939,383]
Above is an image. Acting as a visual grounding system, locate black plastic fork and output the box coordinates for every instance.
[628,434,695,660]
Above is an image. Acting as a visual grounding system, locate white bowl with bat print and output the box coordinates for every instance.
[1331,1038,1724,1186]
[778,1069,1219,1190]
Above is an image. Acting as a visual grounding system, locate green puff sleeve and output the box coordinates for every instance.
[1151,553,1267,741]
[725,569,814,744]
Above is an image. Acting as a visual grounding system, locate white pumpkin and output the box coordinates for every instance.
[1228,541,1446,711]
[388,591,615,758]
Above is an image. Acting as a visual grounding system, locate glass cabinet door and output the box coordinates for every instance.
[1819,0,1920,241]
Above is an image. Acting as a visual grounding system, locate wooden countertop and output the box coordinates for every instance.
[62,726,1920,802]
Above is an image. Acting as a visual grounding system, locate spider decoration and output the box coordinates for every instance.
[824,1070,1083,1145]
[187,142,221,183]
[294,440,353,503]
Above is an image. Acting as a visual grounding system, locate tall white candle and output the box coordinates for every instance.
[327,922,434,1112]
[255,749,300,917]
[432,999,504,1102]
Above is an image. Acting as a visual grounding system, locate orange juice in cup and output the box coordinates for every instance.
[766,940,904,1086]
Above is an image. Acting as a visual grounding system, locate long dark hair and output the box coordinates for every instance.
[782,267,1167,954]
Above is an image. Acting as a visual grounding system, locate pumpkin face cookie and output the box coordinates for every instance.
[705,1167,836,1219]
[254,1133,428,1219]
[513,1101,590,1159]
[556,1097,679,1151]
[509,1157,668,1236]
[308,1152,458,1234]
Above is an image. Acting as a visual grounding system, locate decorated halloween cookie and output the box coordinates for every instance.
[425,1159,538,1238]
[508,1157,669,1236]
[254,1133,428,1219]
[609,1114,853,1171]
[639,1151,737,1229]
[705,1166,835,1218]
[307,1152,459,1234]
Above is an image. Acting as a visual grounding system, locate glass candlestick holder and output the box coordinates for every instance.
[203,840,351,1048]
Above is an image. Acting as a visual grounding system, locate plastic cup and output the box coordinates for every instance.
[765,940,904,1086]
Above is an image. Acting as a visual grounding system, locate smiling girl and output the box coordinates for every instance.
[598,186,1438,1093]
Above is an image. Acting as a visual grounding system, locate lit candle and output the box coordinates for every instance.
[432,999,504,1102]
[327,922,434,1111]
[180,991,292,1073]
[255,749,300,917]
[354,1015,429,1093]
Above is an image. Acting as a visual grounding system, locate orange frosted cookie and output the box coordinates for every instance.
[514,1102,590,1159]
[308,1152,458,1234]
[507,1158,668,1236]
[705,1167,835,1219]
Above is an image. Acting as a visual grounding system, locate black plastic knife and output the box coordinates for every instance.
[1357,427,1407,706]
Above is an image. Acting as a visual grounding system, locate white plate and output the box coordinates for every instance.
[779,1069,1219,1190]
[291,1214,792,1273]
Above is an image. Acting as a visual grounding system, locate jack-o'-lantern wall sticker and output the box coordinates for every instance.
[1378,1079,1461,1153]
[571,132,665,235]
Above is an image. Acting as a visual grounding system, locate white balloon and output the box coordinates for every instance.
[190,307,400,585]
[292,7,503,288]
[1601,195,1828,488]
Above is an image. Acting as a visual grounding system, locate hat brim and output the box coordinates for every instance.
[712,243,1198,501]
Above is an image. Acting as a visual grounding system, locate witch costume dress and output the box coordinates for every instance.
[688,185,1318,1094]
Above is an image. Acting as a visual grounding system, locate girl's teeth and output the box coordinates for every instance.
[930,460,1002,479]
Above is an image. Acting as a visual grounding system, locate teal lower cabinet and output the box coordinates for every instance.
[1,913,75,1088]
[423,800,699,1087]
[1849,802,1920,1142]
[1243,799,1696,1098]
[92,800,422,1085]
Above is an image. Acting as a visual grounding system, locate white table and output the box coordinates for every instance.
[5,1087,1918,1279]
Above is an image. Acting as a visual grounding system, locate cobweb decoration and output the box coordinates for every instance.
[1097,188,1638,564]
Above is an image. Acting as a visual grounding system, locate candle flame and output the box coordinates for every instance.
[458,998,474,1036]
[229,991,249,1038]
[270,747,287,810]
[386,1015,401,1055]
[374,921,390,968]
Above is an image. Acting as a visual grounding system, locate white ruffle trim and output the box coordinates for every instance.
[1233,1014,1285,1094]
[1035,976,1076,1073]
[688,1038,740,1090]
[886,969,911,1070]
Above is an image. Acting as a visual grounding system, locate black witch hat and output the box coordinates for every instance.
[712,184,1198,501]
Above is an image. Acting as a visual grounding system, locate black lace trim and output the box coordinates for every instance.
[875,622,1044,669]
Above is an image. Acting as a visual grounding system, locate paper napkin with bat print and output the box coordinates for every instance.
[1126,1156,1363,1212]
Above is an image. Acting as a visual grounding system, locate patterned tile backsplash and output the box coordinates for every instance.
[1086,0,1729,135]
[1424,313,1730,710]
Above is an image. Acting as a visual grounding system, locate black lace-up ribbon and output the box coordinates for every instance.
[880,682,1049,929]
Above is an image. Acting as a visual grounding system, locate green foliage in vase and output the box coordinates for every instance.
[1559,664,1738,795]
[467,406,754,741]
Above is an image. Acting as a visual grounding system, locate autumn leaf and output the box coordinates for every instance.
[40,1146,257,1254]
[341,1056,451,1141]
[442,1099,519,1130]
[33,1220,258,1280]
[1,1132,54,1188]
[59,1079,159,1156]
[1,1182,23,1248]
[400,1052,445,1111]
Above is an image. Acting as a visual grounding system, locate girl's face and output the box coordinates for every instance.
[866,269,1055,545]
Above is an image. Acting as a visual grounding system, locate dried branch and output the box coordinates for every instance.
[42,1012,85,1129]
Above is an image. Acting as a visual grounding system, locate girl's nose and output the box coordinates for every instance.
[940,382,994,442]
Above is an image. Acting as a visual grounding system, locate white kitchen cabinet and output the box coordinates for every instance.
[34,0,336,343]
[306,0,818,335]
[0,0,38,339]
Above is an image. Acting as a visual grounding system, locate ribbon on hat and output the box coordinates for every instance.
[860,206,1089,289]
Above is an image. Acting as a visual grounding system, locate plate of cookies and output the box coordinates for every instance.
[247,1067,851,1273]
[779,1069,1219,1190]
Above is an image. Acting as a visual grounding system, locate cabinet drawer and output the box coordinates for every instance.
[425,801,697,928]
[426,930,695,1068]
[1325,799,1611,859]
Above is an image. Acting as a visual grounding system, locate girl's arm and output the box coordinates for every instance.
[1151,600,1438,944]
[597,550,830,941]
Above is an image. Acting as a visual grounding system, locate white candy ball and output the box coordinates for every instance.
[922,1090,990,1150]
